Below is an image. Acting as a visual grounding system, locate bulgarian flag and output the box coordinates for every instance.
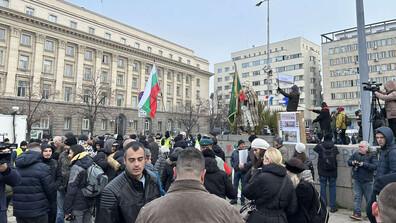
[228,63,244,125]
[138,63,160,118]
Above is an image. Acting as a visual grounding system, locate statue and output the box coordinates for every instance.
[240,81,260,134]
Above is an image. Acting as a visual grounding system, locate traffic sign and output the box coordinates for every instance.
[138,109,147,118]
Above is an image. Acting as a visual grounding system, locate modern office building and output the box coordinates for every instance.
[214,37,322,128]
[0,0,212,137]
[321,19,396,117]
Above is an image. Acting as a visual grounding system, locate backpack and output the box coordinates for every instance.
[82,162,109,197]
[322,146,337,171]
[345,114,352,126]
[302,183,330,223]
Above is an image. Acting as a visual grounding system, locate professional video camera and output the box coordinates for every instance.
[362,79,382,92]
[0,143,17,164]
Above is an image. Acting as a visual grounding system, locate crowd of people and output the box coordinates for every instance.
[0,125,395,223]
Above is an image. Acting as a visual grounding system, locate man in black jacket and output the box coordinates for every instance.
[278,84,300,112]
[308,102,332,140]
[97,142,161,223]
[230,140,248,205]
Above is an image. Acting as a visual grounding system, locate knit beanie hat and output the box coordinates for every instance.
[248,134,257,143]
[237,140,245,147]
[295,143,306,154]
[251,138,270,150]
[291,85,298,91]
[20,141,28,147]
[64,132,74,140]
[41,143,52,152]
[274,137,283,145]
[285,158,305,174]
[64,137,77,146]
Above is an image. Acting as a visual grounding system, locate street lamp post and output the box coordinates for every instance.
[256,0,272,111]
[11,106,19,144]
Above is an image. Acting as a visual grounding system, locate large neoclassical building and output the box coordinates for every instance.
[0,0,212,137]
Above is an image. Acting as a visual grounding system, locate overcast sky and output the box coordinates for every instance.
[66,0,396,92]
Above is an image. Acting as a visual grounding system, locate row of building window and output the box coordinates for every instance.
[329,51,396,66]
[330,76,396,88]
[232,47,288,61]
[330,92,361,100]
[329,38,395,54]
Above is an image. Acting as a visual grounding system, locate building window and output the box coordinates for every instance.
[176,86,181,96]
[45,40,54,51]
[84,68,91,80]
[252,81,260,86]
[64,87,72,101]
[43,60,52,73]
[83,90,90,103]
[42,84,51,99]
[186,75,190,82]
[117,74,124,86]
[132,77,138,88]
[185,88,189,97]
[178,57,182,62]
[157,121,162,131]
[167,71,172,80]
[0,28,4,40]
[177,73,181,81]
[105,33,111,40]
[196,78,200,86]
[132,96,137,108]
[253,71,260,76]
[17,81,27,97]
[64,118,71,129]
[120,38,126,45]
[101,71,108,83]
[242,62,249,68]
[147,47,152,53]
[225,76,230,81]
[132,120,137,130]
[117,94,123,106]
[85,50,92,60]
[70,21,77,29]
[65,64,73,77]
[169,54,173,59]
[133,62,138,71]
[66,46,74,56]
[0,50,3,65]
[102,55,108,64]
[217,68,222,73]
[145,66,150,74]
[101,119,107,130]
[217,86,222,91]
[49,14,57,23]
[82,118,89,130]
[135,43,140,49]
[224,85,230,90]
[118,58,124,68]
[329,48,334,54]
[253,60,261,66]
[89,27,95,35]
[159,50,163,56]
[21,34,31,46]
[217,77,222,82]
[166,84,171,94]
[187,60,190,65]
[19,55,29,69]
[26,7,34,16]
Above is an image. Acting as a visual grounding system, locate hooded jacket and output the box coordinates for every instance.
[279,88,300,112]
[0,166,21,223]
[314,140,339,178]
[103,139,119,181]
[242,163,297,223]
[336,110,347,130]
[13,150,56,218]
[312,107,332,133]
[375,126,396,178]
[42,156,63,190]
[212,144,225,161]
[375,80,396,119]
[63,152,95,214]
[202,149,237,200]
[162,148,183,191]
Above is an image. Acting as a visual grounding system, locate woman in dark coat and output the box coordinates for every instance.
[242,148,297,223]
[202,149,237,200]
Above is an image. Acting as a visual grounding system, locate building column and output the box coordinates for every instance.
[75,45,85,100]
[32,34,45,96]
[111,54,118,106]
[55,40,66,100]
[126,57,133,107]
[5,27,21,97]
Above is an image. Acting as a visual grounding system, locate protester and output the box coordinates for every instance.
[144,149,165,196]
[136,148,243,223]
[238,135,257,178]
[330,110,339,143]
[160,131,173,147]
[154,145,170,182]
[374,80,396,136]
[51,136,64,161]
[230,139,248,205]
[308,102,332,140]
[0,149,21,223]
[11,141,28,165]
[375,126,396,178]
[162,147,184,192]
[314,133,339,212]
[102,139,119,182]
[97,142,160,223]
[244,138,270,183]
[210,136,225,161]
[242,148,297,222]
[13,142,57,223]
[277,84,300,112]
[372,182,396,223]
[273,137,289,163]
[199,139,231,175]
[147,135,159,165]
[293,143,315,180]
[336,106,347,145]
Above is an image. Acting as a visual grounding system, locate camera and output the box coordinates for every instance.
[363,79,382,92]
[65,215,76,221]
[0,143,16,164]
[353,160,359,171]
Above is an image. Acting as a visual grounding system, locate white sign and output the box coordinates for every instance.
[138,109,147,118]
[239,149,248,164]
[277,73,294,84]
[278,112,300,144]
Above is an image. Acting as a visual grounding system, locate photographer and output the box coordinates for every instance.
[347,141,378,220]
[374,80,396,136]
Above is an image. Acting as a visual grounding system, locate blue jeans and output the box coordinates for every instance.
[320,176,337,209]
[56,191,65,223]
[353,181,373,215]
[232,172,246,202]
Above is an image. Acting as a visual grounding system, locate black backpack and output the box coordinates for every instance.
[322,146,337,171]
[302,183,330,223]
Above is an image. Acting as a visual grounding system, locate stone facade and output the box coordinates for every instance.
[0,0,212,137]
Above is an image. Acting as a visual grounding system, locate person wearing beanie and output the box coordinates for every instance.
[244,138,271,184]
[273,137,289,164]
[314,132,340,213]
[336,106,348,145]
[277,84,300,112]
[41,143,62,223]
[293,143,315,180]
[11,141,29,165]
[230,139,248,205]
[160,131,173,148]
[64,132,74,140]
[78,134,96,158]
[307,102,331,141]
[64,137,77,147]
[285,158,316,223]
[242,148,297,222]
[64,145,95,222]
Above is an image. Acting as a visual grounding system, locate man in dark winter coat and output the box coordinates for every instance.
[202,149,237,200]
[230,139,248,205]
[210,136,225,161]
[375,126,396,178]
[0,149,21,223]
[64,145,95,223]
[97,142,161,223]
[41,144,63,223]
[13,142,57,222]
[308,102,332,140]
[313,133,339,213]
[347,141,378,220]
[278,84,300,112]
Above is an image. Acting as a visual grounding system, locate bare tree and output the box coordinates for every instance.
[74,70,113,136]
[171,99,209,135]
[209,93,229,133]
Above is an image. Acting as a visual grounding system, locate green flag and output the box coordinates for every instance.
[228,64,245,125]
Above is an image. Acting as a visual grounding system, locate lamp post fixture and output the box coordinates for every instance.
[256,0,272,111]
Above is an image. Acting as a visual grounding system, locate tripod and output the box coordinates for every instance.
[369,93,386,142]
